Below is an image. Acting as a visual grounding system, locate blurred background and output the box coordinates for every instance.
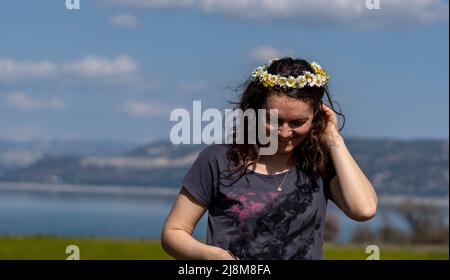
[0,0,448,260]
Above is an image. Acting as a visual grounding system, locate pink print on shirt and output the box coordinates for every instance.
[227,191,280,227]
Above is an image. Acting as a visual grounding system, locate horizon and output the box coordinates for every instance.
[0,134,449,145]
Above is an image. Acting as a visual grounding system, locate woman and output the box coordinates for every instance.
[161,57,378,260]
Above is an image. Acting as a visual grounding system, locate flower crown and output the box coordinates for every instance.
[251,58,330,89]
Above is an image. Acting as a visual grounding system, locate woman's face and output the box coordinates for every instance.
[264,94,314,155]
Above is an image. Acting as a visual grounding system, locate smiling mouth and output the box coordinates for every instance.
[279,137,295,142]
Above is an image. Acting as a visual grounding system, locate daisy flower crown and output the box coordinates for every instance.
[251,58,330,89]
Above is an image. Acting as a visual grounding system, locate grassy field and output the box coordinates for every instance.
[0,236,448,260]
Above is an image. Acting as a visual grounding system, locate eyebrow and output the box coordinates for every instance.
[286,117,309,122]
[265,113,309,121]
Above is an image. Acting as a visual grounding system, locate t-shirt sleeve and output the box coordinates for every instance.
[181,146,218,208]
[323,159,337,201]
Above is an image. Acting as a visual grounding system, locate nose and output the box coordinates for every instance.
[278,123,292,138]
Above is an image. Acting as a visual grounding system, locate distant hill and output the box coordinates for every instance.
[0,140,206,188]
[125,139,206,158]
[0,139,137,176]
[0,138,448,197]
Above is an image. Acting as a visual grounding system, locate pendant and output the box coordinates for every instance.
[277,187,282,191]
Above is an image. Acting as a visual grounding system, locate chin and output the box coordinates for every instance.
[276,139,303,154]
[277,144,295,154]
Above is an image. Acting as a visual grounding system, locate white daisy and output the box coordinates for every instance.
[252,70,261,79]
[296,76,307,88]
[303,72,313,84]
[286,76,296,88]
[311,75,322,87]
[311,62,322,72]
[261,71,270,81]
[268,74,278,84]
[277,77,288,88]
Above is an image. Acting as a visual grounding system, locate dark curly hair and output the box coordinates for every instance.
[223,57,345,185]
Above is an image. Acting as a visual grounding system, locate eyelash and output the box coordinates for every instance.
[292,121,305,126]
[265,117,305,127]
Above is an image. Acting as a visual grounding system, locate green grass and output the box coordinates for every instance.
[324,243,448,260]
[0,236,447,260]
[0,236,172,260]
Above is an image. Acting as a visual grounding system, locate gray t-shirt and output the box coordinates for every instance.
[181,144,335,260]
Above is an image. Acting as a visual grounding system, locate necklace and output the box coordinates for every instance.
[267,166,292,192]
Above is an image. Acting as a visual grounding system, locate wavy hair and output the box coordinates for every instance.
[223,57,345,185]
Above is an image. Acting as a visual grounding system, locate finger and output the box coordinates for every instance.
[321,104,333,115]
[321,103,331,111]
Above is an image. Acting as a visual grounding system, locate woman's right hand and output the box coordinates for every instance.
[209,247,239,260]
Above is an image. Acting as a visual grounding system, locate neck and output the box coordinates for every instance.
[259,152,296,170]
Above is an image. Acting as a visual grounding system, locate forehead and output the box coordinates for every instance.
[264,94,313,119]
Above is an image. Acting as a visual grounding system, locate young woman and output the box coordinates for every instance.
[161,57,378,260]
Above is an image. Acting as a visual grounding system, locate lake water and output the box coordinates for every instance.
[0,185,445,243]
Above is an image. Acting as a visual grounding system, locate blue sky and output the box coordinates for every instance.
[0,0,448,144]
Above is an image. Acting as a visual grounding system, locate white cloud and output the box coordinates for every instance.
[0,59,57,81]
[110,14,139,28]
[63,55,138,78]
[121,99,174,117]
[103,0,449,28]
[0,55,139,82]
[176,81,209,92]
[109,0,195,8]
[249,46,296,63]
[6,91,65,111]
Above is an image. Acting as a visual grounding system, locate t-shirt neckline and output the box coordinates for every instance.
[246,165,297,178]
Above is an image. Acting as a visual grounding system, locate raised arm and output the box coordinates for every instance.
[321,104,378,222]
[161,187,236,260]
[327,137,378,221]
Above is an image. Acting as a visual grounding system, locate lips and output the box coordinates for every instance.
[279,137,295,142]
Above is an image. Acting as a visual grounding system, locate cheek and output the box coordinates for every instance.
[292,124,312,142]
[293,122,312,135]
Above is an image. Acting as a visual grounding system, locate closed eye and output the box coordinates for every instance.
[265,114,308,126]
[292,121,305,126]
